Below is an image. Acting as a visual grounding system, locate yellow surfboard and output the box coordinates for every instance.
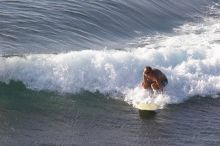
[134,103,160,111]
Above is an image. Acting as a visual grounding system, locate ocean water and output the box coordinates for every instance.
[0,0,220,146]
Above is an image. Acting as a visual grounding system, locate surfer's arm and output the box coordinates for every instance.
[142,79,152,89]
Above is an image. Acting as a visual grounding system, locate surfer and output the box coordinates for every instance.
[142,66,168,93]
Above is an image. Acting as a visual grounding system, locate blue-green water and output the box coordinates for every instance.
[1,0,220,145]
[1,81,220,146]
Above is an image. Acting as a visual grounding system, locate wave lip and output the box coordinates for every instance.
[0,51,138,94]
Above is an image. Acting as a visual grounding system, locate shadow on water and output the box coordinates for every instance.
[138,110,157,119]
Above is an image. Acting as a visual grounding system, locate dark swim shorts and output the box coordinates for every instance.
[161,79,168,87]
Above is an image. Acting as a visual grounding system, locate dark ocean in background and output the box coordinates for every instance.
[0,0,213,54]
[0,0,220,146]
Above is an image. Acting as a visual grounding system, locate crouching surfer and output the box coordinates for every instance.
[142,66,168,93]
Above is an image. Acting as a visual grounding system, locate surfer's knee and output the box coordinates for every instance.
[161,78,168,87]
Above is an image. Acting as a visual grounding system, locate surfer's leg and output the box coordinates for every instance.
[161,79,168,87]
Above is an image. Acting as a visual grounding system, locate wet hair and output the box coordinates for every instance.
[143,66,152,76]
[145,66,152,73]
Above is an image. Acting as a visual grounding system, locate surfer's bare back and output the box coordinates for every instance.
[142,66,168,93]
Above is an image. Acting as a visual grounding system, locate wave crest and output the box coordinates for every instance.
[1,10,220,105]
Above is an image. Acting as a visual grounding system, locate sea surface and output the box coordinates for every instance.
[0,0,220,146]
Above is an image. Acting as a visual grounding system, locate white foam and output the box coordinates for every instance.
[0,9,220,106]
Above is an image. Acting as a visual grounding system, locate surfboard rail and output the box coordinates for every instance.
[134,103,160,111]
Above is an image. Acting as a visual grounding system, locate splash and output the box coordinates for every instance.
[0,8,220,106]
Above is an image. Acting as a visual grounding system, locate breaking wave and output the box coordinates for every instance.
[1,8,220,106]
